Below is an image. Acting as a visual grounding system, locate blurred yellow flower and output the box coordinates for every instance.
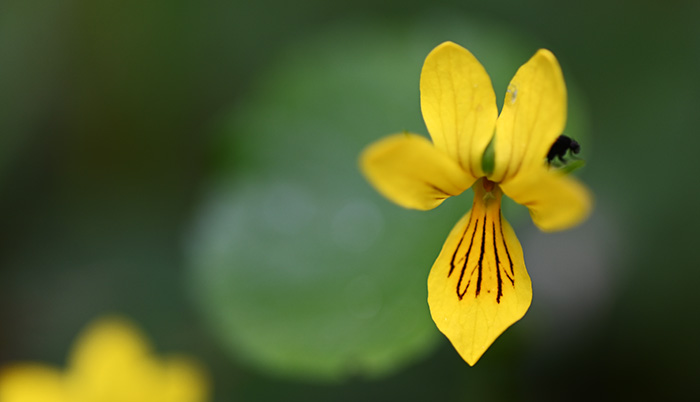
[361,41,592,365]
[0,316,210,402]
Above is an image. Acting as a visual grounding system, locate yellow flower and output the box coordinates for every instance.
[360,42,592,365]
[0,316,210,402]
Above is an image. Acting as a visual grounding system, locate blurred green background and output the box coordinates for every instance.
[2,0,699,400]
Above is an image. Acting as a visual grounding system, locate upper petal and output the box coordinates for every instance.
[500,170,592,232]
[360,133,475,210]
[490,49,567,183]
[420,41,498,177]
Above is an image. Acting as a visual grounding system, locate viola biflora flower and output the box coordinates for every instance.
[360,42,592,365]
[0,316,210,402]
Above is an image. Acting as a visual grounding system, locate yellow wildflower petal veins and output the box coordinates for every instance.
[428,180,532,365]
[420,41,498,177]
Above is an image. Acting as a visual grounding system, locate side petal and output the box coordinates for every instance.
[428,184,532,365]
[491,49,567,183]
[420,41,498,177]
[0,364,68,402]
[360,133,475,210]
[500,170,592,232]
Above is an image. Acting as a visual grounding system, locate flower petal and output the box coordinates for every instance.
[427,182,532,365]
[66,316,159,402]
[420,41,498,177]
[500,170,592,232]
[161,357,210,402]
[491,49,567,183]
[360,133,475,210]
[0,364,68,402]
[68,316,151,373]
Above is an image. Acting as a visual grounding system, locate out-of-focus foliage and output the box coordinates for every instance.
[186,19,591,380]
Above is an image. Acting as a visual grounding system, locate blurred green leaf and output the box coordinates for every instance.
[186,18,588,381]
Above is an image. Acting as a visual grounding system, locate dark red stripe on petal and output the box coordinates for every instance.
[456,218,479,300]
[493,221,503,304]
[499,212,515,278]
[449,213,474,277]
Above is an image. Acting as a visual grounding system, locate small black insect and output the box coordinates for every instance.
[547,135,580,164]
